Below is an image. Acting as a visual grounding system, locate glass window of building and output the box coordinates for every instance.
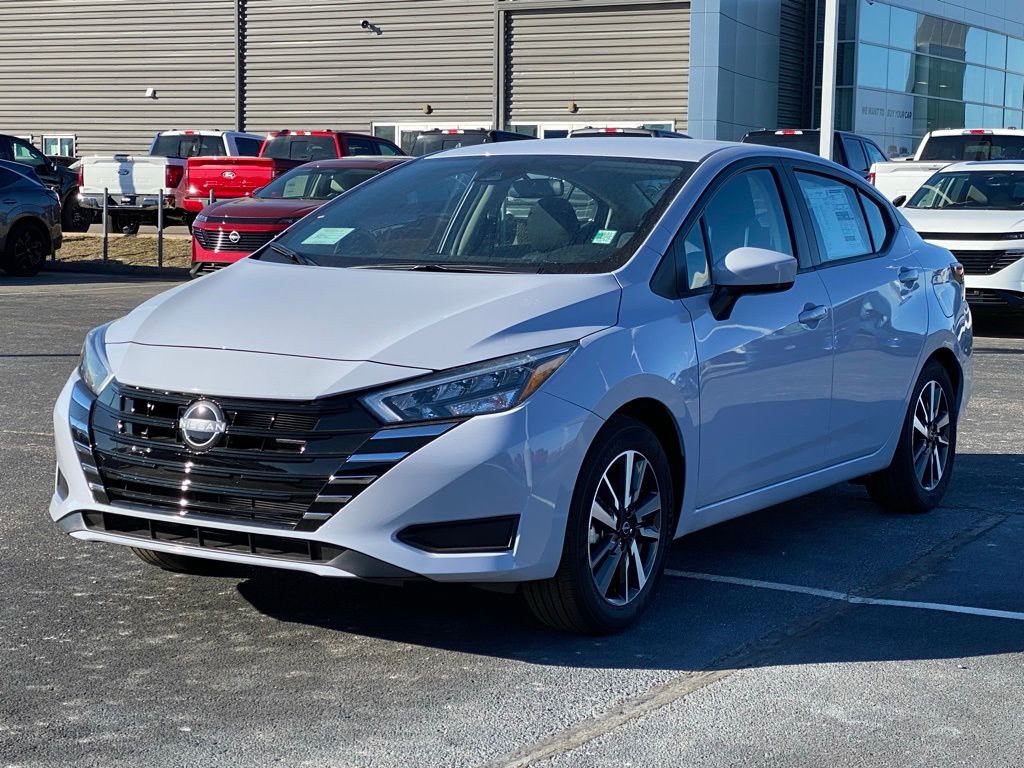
[965,27,987,65]
[888,6,919,51]
[859,0,889,46]
[887,49,912,91]
[858,44,889,89]
[985,69,1006,106]
[1007,73,1024,111]
[987,32,1007,70]
[1008,38,1024,75]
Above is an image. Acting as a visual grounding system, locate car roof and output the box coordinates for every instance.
[940,160,1024,173]
[927,128,1024,137]
[421,137,748,163]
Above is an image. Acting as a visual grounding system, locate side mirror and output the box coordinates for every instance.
[891,194,907,207]
[709,247,798,321]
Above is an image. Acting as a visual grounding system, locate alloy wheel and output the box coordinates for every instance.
[912,380,951,492]
[11,228,45,272]
[587,449,663,606]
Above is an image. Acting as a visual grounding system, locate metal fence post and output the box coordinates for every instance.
[157,190,164,269]
[208,189,215,206]
[102,189,108,262]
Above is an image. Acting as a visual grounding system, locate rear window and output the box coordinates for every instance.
[151,134,225,158]
[919,135,1024,161]
[235,137,263,156]
[743,132,821,156]
[262,136,338,162]
[411,133,488,156]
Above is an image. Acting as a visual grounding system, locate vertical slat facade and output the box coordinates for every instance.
[778,0,814,128]
[0,0,238,155]
[504,3,690,129]
[242,0,496,133]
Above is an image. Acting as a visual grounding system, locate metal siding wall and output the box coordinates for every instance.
[777,0,812,128]
[505,3,689,128]
[0,0,238,155]
[243,0,495,133]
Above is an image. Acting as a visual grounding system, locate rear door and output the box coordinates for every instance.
[677,161,835,506]
[784,162,928,464]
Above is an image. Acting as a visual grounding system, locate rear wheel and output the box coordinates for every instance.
[110,215,140,235]
[866,360,957,513]
[2,221,48,276]
[523,416,674,634]
[61,193,91,232]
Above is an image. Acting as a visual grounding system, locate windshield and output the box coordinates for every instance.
[261,154,696,274]
[907,170,1024,210]
[151,134,224,158]
[256,165,386,200]
[262,136,337,161]
[919,135,1024,161]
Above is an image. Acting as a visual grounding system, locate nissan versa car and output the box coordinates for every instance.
[52,140,972,633]
[901,161,1024,314]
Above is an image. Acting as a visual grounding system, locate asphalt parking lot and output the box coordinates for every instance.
[2,274,1023,768]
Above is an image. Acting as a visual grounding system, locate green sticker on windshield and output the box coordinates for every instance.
[301,227,354,246]
[592,229,618,245]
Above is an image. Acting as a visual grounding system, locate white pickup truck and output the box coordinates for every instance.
[78,130,263,233]
[870,128,1024,205]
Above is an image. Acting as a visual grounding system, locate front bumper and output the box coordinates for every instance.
[51,374,601,582]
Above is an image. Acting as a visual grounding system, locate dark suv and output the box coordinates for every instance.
[741,129,888,180]
[0,134,91,231]
[409,129,534,156]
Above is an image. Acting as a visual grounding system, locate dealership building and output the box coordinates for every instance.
[2,0,1023,157]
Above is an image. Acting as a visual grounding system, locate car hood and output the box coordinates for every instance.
[901,207,1024,234]
[204,197,324,220]
[106,258,621,373]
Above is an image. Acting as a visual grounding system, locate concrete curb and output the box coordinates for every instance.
[46,259,189,279]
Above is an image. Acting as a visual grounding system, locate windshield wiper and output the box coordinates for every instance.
[348,262,515,273]
[263,243,318,266]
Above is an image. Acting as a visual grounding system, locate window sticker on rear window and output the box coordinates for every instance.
[592,229,618,245]
[301,227,354,246]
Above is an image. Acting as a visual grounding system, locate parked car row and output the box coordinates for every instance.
[0,160,62,276]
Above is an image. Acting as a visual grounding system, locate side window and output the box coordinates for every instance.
[235,137,262,156]
[841,138,869,174]
[795,172,874,262]
[859,191,890,251]
[669,220,711,292]
[345,138,376,156]
[864,142,887,166]
[12,139,46,167]
[703,169,793,265]
[377,142,402,156]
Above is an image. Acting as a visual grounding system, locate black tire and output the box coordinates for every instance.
[523,415,675,634]
[2,220,48,276]
[866,360,957,514]
[111,215,141,235]
[131,547,235,575]
[61,193,91,232]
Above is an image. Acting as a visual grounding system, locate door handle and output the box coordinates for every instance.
[1,199,15,205]
[898,267,921,286]
[798,304,829,326]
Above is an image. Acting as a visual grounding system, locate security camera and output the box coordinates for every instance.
[360,19,370,28]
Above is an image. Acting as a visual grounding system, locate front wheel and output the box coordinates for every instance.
[62,194,91,232]
[523,416,675,634]
[866,360,957,513]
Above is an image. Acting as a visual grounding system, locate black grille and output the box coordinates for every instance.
[89,384,380,528]
[193,227,277,253]
[950,251,1024,275]
[918,232,1024,241]
[83,511,346,563]
[966,288,1024,310]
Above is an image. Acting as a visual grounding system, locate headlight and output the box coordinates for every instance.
[79,323,113,395]
[361,345,575,423]
[194,213,208,224]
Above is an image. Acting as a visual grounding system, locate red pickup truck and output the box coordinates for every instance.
[183,130,404,213]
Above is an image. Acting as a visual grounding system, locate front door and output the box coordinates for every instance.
[677,166,835,507]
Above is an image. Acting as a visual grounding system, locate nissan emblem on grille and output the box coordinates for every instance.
[228,230,241,244]
[179,400,227,450]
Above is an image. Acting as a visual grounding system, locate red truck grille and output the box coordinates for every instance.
[193,228,278,253]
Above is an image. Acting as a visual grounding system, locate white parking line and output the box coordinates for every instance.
[666,569,1024,622]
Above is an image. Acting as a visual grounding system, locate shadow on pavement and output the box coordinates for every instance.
[236,452,1024,670]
